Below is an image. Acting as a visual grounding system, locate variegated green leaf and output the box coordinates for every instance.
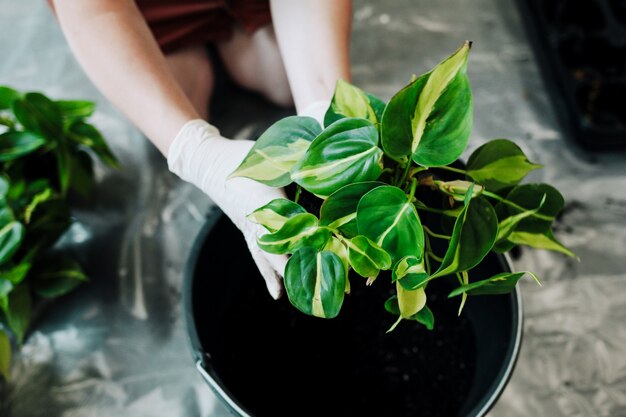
[495,184,564,234]
[230,116,321,186]
[324,80,385,127]
[344,235,391,278]
[291,118,383,197]
[496,194,546,243]
[257,213,331,255]
[320,181,384,238]
[397,282,426,318]
[507,230,577,258]
[392,255,428,290]
[381,41,473,166]
[430,187,498,280]
[323,237,350,293]
[247,198,306,233]
[356,185,424,263]
[467,139,542,191]
[284,247,345,318]
[449,271,540,297]
[0,221,24,266]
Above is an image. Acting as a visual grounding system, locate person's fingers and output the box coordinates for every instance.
[248,243,284,300]
[264,252,288,278]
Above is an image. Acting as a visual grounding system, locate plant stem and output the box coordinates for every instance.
[407,177,418,202]
[483,191,553,221]
[426,251,444,262]
[437,165,467,175]
[294,185,302,204]
[396,161,412,187]
[423,225,451,240]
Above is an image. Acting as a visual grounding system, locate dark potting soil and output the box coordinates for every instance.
[212,273,476,417]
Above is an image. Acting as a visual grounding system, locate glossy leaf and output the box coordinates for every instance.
[496,194,545,243]
[0,86,20,110]
[430,189,498,279]
[449,271,539,297]
[31,256,88,298]
[434,180,484,202]
[356,185,424,263]
[507,230,577,258]
[0,221,24,266]
[284,247,345,318]
[392,255,428,290]
[0,175,8,199]
[496,184,564,234]
[0,330,10,381]
[324,79,384,126]
[291,118,383,197]
[323,237,350,293]
[1,262,31,285]
[6,284,31,344]
[344,235,392,278]
[230,116,320,187]
[381,41,473,166]
[467,139,541,191]
[12,93,63,139]
[257,213,331,254]
[385,296,435,330]
[0,131,46,162]
[397,282,426,318]
[69,121,119,167]
[319,181,384,237]
[0,278,12,297]
[247,198,306,232]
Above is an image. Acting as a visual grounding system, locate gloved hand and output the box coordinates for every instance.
[168,119,287,299]
[299,100,329,127]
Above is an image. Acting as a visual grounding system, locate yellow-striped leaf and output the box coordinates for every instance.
[392,255,428,290]
[291,118,383,197]
[284,247,346,318]
[247,198,306,233]
[257,213,331,255]
[345,235,392,278]
[381,41,473,166]
[230,116,321,187]
[324,80,386,127]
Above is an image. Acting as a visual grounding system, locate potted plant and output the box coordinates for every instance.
[0,86,117,381]
[184,41,575,417]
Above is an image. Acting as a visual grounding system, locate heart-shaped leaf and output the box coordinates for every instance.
[0,131,46,162]
[324,80,385,126]
[381,41,472,166]
[319,181,384,237]
[356,185,424,263]
[467,139,542,191]
[247,198,307,232]
[496,194,546,243]
[284,247,346,318]
[344,235,392,278]
[448,271,539,297]
[291,118,383,197]
[257,213,331,254]
[392,255,428,290]
[397,282,426,318]
[230,116,320,187]
[507,230,577,258]
[430,188,498,279]
[385,296,435,331]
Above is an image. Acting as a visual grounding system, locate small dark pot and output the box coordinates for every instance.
[183,215,522,417]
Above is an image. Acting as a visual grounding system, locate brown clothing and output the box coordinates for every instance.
[135,0,272,53]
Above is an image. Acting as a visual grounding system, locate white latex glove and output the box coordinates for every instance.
[168,120,287,299]
[299,100,329,126]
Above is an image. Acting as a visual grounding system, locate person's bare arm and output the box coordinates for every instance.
[52,0,198,155]
[269,0,352,112]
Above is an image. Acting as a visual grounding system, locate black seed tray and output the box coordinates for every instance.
[515,0,626,150]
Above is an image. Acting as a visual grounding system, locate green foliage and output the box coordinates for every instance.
[0,86,117,380]
[233,42,574,330]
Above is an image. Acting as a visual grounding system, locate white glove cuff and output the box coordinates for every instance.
[167,119,220,185]
[299,100,329,126]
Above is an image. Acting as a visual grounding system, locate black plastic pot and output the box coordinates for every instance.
[183,215,522,417]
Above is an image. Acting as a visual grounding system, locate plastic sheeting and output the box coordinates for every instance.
[1,0,625,416]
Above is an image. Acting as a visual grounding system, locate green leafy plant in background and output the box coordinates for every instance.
[0,86,117,381]
[231,41,576,329]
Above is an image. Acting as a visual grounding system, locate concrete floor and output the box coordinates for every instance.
[1,0,625,416]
